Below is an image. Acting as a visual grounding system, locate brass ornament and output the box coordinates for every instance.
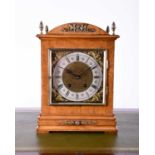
[45,25,49,34]
[52,89,67,102]
[63,120,96,126]
[39,21,44,34]
[88,87,103,103]
[106,25,110,34]
[112,22,116,35]
[87,50,103,68]
[62,24,96,32]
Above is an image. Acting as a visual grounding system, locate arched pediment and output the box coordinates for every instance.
[47,22,108,35]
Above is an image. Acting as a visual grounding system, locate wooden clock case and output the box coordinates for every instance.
[36,22,119,133]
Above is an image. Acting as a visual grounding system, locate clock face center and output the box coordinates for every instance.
[62,62,93,92]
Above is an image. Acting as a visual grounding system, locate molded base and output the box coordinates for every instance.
[37,114,117,134]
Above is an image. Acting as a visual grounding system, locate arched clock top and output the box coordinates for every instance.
[47,22,107,35]
[37,22,119,40]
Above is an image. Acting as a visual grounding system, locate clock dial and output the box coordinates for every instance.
[63,62,93,92]
[53,52,102,101]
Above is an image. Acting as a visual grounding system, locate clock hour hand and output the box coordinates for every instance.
[65,68,80,78]
[58,66,80,78]
[66,68,76,76]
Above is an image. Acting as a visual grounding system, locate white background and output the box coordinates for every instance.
[15,0,138,109]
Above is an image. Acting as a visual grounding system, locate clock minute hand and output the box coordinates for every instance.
[58,66,80,78]
[79,65,97,76]
[65,68,79,77]
[79,67,90,76]
[58,66,78,77]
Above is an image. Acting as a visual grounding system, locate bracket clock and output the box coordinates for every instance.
[36,22,119,133]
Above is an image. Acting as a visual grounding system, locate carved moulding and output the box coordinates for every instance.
[62,23,96,32]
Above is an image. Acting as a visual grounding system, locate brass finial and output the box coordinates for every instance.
[112,22,116,35]
[45,25,49,34]
[39,21,44,34]
[106,26,110,34]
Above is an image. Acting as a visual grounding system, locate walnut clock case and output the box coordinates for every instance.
[36,22,119,133]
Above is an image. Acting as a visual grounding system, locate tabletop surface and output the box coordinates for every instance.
[15,111,139,154]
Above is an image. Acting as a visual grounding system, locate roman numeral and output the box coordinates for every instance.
[58,84,63,90]
[91,65,97,70]
[86,92,89,97]
[65,90,70,96]
[91,84,97,89]
[94,76,100,78]
[76,54,79,61]
[54,75,61,78]
[66,56,70,63]
[85,57,90,63]
[57,66,64,70]
[76,93,79,100]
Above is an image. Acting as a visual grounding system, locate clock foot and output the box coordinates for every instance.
[37,126,117,134]
[36,128,49,134]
